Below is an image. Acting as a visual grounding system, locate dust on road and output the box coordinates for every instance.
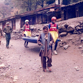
[0,38,83,83]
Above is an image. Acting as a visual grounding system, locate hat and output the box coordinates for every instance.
[25,20,29,23]
[6,22,10,25]
[51,17,57,21]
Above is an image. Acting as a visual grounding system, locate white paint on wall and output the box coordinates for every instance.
[55,0,59,4]
[9,21,12,27]
[16,18,21,30]
[55,0,62,5]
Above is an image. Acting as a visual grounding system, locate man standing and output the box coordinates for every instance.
[0,28,2,45]
[3,22,13,48]
[37,26,54,72]
[49,16,59,55]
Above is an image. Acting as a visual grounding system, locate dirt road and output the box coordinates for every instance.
[0,38,83,83]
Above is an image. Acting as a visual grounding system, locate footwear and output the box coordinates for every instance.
[48,67,52,72]
[43,69,47,72]
[54,50,57,55]
[6,46,9,49]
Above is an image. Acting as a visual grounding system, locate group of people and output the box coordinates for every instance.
[0,16,60,72]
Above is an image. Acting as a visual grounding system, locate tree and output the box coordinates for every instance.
[11,0,55,12]
[11,0,33,11]
[0,3,11,18]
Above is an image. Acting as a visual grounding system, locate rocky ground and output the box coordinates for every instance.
[11,16,83,40]
[0,17,83,83]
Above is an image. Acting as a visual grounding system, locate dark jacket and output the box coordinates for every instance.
[3,26,12,34]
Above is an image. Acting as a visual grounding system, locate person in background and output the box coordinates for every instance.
[22,20,31,37]
[0,28,2,45]
[3,22,13,48]
[37,26,54,72]
[49,16,61,55]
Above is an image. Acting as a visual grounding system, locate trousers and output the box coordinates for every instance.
[5,34,11,47]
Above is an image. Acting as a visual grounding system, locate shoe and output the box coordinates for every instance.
[48,67,52,72]
[6,46,9,49]
[43,69,47,72]
[54,50,57,55]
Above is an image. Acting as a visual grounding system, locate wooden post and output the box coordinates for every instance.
[76,6,79,17]
[66,8,68,19]
[39,15,42,24]
[36,15,38,24]
[61,10,64,20]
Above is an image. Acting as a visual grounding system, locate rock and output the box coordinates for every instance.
[59,26,67,33]
[13,76,18,82]
[74,66,79,71]
[59,42,63,47]
[67,37,72,41]
[81,37,83,41]
[0,63,5,68]
[60,32,67,37]
[63,45,69,50]
[64,24,68,28]
[75,25,83,32]
[78,45,82,49]
[67,25,74,33]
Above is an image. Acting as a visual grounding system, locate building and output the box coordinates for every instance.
[0,3,61,30]
[0,0,83,30]
[61,1,83,20]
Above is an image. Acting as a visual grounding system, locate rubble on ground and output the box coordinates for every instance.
[11,17,83,39]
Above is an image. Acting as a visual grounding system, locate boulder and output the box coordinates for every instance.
[67,25,74,33]
[74,66,79,71]
[30,25,36,31]
[59,25,67,33]
[64,24,68,28]
[60,32,67,37]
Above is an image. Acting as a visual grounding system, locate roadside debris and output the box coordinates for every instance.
[74,66,79,71]
[63,45,69,50]
[13,76,18,82]
[0,63,5,69]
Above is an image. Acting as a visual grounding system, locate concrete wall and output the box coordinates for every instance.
[16,18,21,30]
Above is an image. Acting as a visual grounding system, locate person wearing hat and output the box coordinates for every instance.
[49,16,61,55]
[3,22,13,48]
[37,26,54,72]
[0,28,2,45]
[22,19,31,37]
